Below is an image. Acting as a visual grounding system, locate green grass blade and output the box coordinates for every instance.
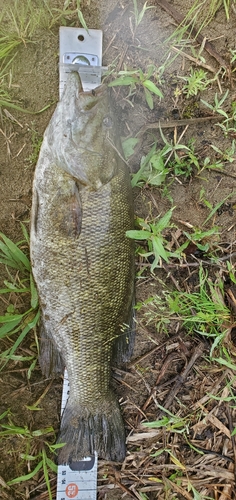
[0,313,24,323]
[0,287,30,294]
[0,317,23,338]
[0,310,40,366]
[126,230,150,240]
[109,76,137,86]
[45,456,57,473]
[143,79,163,98]
[42,449,53,500]
[0,99,53,114]
[20,223,30,244]
[0,232,30,271]
[7,460,43,485]
[77,9,88,32]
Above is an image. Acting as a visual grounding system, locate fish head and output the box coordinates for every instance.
[46,72,121,190]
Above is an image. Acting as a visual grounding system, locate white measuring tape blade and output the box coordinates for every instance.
[56,27,105,500]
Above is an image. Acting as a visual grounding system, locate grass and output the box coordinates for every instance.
[169,0,236,43]
[126,208,179,271]
[0,410,61,500]
[135,264,231,336]
[0,0,89,114]
[0,225,39,376]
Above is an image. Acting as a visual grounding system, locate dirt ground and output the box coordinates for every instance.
[1,0,236,499]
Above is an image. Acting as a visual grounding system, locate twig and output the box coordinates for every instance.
[141,352,179,413]
[182,443,234,463]
[171,46,219,75]
[208,167,236,180]
[162,263,182,291]
[115,480,137,498]
[128,333,181,368]
[136,115,224,137]
[158,342,204,415]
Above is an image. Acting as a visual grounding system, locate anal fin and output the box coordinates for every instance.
[39,317,65,378]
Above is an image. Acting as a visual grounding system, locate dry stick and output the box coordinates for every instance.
[155,0,230,71]
[141,352,180,413]
[128,332,182,368]
[158,342,205,416]
[171,46,219,75]
[208,167,236,180]
[136,115,224,138]
[115,481,137,499]
[163,252,236,269]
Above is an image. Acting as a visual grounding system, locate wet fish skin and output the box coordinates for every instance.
[30,72,134,463]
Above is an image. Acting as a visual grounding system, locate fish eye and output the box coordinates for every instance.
[103,116,113,127]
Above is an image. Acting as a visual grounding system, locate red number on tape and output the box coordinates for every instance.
[65,483,79,498]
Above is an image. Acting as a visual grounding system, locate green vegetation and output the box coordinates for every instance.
[131,0,154,29]
[180,68,211,97]
[0,410,61,500]
[26,126,43,165]
[126,208,176,271]
[0,0,89,114]
[169,0,236,43]
[108,65,163,109]
[0,225,39,376]
[136,265,231,356]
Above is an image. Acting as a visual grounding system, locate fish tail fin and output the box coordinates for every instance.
[57,392,126,464]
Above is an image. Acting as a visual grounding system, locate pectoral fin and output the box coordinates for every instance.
[56,183,83,238]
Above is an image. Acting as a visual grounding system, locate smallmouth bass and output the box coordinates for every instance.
[30,72,134,464]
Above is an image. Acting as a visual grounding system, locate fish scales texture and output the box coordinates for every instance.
[30,72,134,463]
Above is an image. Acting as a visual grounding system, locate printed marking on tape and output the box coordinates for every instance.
[65,483,79,497]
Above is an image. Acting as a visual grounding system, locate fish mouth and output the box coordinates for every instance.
[65,71,107,98]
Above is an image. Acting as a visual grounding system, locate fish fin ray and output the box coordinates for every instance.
[57,393,126,463]
[38,318,65,377]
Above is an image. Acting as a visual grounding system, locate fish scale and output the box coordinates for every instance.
[30,72,134,464]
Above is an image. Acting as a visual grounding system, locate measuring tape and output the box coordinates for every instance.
[56,27,107,500]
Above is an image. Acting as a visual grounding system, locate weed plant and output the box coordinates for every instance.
[26,126,43,165]
[179,68,211,97]
[130,133,222,190]
[126,208,179,271]
[108,65,163,110]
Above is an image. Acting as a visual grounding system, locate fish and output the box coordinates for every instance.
[30,71,134,464]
